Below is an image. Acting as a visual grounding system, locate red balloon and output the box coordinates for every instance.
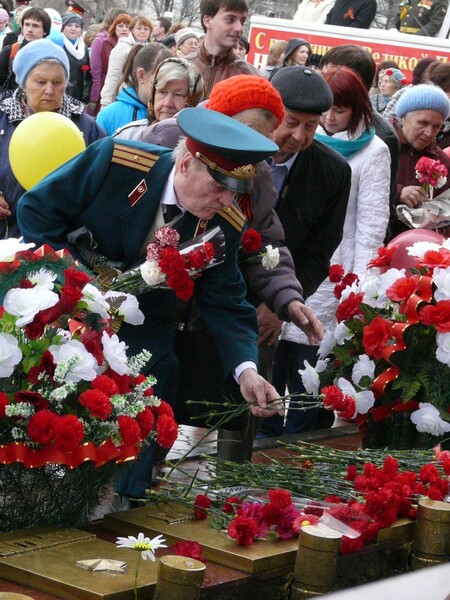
[386,228,445,273]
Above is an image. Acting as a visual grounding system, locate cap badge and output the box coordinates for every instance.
[231,164,255,178]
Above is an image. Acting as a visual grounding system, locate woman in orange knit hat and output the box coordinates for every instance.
[126,74,321,444]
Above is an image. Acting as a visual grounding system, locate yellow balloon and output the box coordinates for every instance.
[9,111,86,190]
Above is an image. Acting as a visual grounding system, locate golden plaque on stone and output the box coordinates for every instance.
[0,527,157,599]
[103,502,299,574]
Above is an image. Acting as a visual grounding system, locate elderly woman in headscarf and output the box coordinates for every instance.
[390,84,450,237]
[113,56,204,140]
[0,38,106,239]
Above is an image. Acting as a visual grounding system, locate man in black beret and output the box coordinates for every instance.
[258,66,352,438]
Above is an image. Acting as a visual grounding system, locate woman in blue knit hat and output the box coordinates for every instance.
[0,38,105,239]
[390,83,450,237]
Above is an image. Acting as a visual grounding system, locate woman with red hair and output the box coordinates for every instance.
[273,65,391,435]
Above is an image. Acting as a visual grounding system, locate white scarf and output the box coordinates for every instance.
[63,36,86,61]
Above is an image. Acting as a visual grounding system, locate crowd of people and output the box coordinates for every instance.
[2,0,450,507]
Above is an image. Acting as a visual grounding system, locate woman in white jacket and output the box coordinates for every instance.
[100,15,152,109]
[259,65,391,437]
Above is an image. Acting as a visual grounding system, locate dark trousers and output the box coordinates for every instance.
[115,351,179,499]
[258,340,334,437]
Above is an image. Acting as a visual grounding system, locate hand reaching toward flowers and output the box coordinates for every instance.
[286,300,324,345]
[398,185,428,208]
[238,368,282,418]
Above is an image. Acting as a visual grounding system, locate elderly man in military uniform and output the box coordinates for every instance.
[18,108,281,502]
[388,0,449,36]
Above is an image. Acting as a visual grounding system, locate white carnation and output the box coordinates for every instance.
[140,260,165,286]
[262,245,280,270]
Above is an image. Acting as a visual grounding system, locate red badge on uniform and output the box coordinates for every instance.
[128,179,148,207]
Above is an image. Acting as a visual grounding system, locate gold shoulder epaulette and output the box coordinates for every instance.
[112,143,160,173]
[219,204,246,232]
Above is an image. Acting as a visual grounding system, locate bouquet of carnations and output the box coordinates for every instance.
[0,239,178,469]
[415,156,448,199]
[109,225,225,301]
[397,157,450,230]
[305,238,450,449]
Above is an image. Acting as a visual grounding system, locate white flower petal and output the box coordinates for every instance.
[82,283,110,318]
[102,331,131,375]
[0,333,22,376]
[0,238,35,261]
[351,355,375,387]
[411,403,450,436]
[4,287,59,326]
[49,339,98,382]
[106,291,145,325]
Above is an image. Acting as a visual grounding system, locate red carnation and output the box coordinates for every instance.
[267,488,293,510]
[79,389,112,420]
[171,540,205,563]
[420,249,450,270]
[118,415,142,446]
[106,370,133,393]
[156,413,178,448]
[92,374,120,396]
[27,409,58,446]
[345,465,358,481]
[81,64,90,72]
[166,269,194,301]
[194,494,211,520]
[336,292,364,322]
[338,395,356,421]
[322,385,344,411]
[329,263,345,283]
[153,400,175,419]
[228,516,259,545]
[53,414,85,453]
[367,245,398,268]
[159,246,186,275]
[241,228,262,253]
[419,463,441,484]
[136,407,155,437]
[419,300,450,332]
[222,496,240,514]
[386,275,418,303]
[362,316,392,359]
